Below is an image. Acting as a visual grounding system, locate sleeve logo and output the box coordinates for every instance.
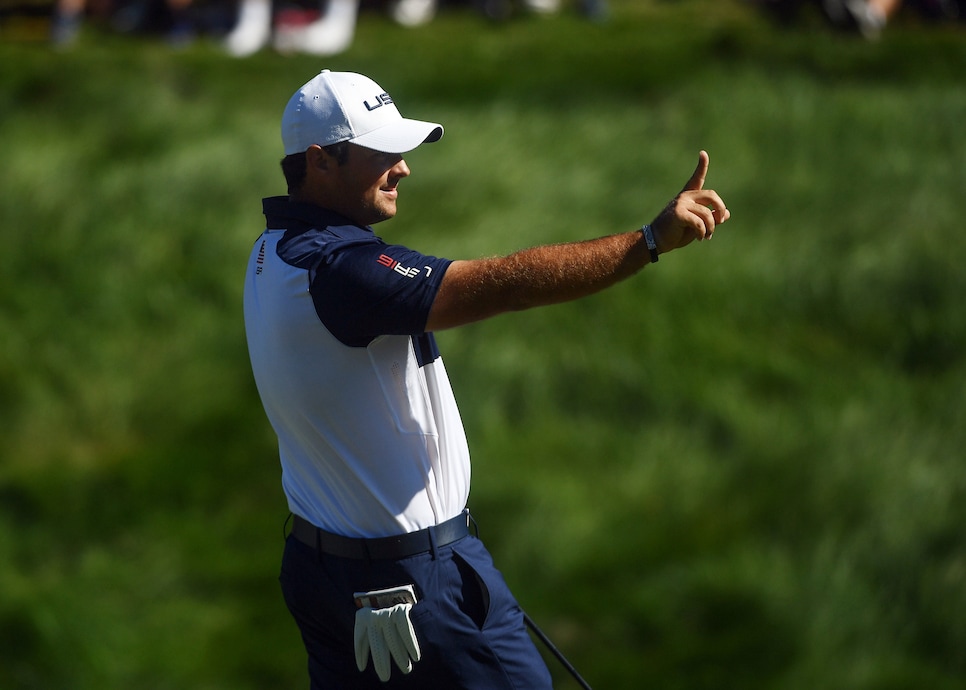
[377,254,432,279]
[255,240,266,275]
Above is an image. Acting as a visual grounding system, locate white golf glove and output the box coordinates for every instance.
[353,585,421,682]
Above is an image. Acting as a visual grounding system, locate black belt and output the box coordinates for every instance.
[290,510,471,560]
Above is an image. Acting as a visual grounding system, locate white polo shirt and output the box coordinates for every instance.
[243,197,471,538]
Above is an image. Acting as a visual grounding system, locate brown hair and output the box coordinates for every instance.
[280,141,351,196]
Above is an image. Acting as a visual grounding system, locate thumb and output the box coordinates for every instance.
[683,150,710,192]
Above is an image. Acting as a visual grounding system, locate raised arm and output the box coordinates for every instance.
[425,150,731,332]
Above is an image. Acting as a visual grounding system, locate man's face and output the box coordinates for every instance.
[329,144,411,226]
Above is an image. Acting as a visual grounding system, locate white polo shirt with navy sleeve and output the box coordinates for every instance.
[243,196,471,538]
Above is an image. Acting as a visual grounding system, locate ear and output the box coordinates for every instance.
[305,144,335,174]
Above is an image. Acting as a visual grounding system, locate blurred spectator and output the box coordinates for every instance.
[752,0,960,35]
[49,0,88,44]
[476,0,609,22]
[826,0,961,36]
[224,0,608,58]
[823,0,897,38]
[47,0,610,53]
[390,0,437,25]
[225,0,438,57]
[50,0,202,46]
[226,0,354,55]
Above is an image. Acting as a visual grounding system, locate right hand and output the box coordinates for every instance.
[650,150,731,254]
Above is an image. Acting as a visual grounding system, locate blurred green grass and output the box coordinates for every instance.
[2,1,966,688]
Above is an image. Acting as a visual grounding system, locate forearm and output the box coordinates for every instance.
[426,229,650,331]
[424,150,730,333]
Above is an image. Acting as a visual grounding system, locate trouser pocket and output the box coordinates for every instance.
[452,549,491,629]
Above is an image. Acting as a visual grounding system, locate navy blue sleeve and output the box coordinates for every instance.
[310,240,452,347]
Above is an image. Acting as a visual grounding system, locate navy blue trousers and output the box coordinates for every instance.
[279,530,553,689]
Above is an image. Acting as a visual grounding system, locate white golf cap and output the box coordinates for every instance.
[281,70,444,156]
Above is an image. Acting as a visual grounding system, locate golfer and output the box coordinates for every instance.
[243,69,730,689]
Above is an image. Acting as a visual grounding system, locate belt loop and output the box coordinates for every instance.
[466,508,478,538]
[428,524,439,560]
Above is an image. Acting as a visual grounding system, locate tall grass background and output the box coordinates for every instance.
[1,0,965,687]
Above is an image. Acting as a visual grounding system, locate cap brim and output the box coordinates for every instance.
[350,118,444,154]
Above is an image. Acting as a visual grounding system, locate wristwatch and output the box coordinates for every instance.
[641,224,659,264]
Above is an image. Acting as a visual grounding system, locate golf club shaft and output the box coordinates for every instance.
[523,611,593,690]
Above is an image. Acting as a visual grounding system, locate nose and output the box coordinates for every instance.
[392,157,411,179]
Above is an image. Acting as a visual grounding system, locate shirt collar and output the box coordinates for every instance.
[261,196,370,236]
